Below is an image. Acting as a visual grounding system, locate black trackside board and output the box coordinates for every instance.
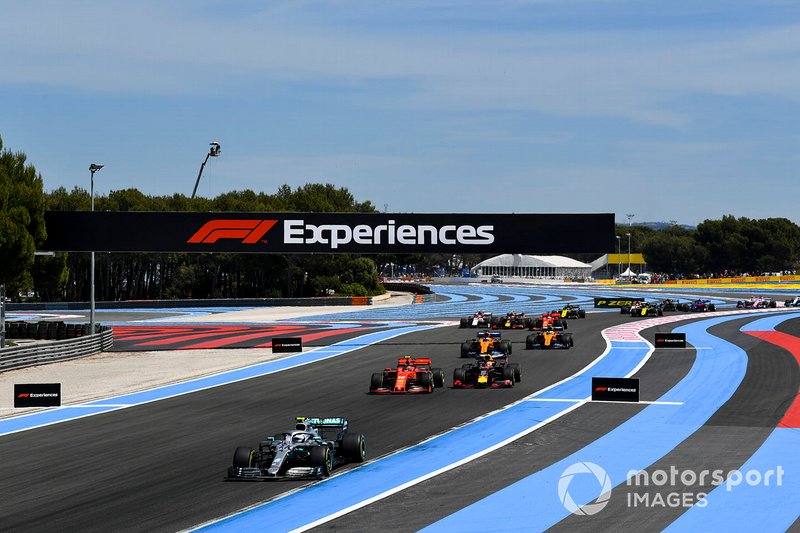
[42,212,616,254]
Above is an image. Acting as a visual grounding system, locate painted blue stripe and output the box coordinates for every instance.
[0,325,435,437]
[666,310,800,530]
[665,428,800,531]
[0,405,121,434]
[198,402,572,532]
[739,309,800,331]
[423,313,756,532]
[195,332,654,530]
[534,340,650,400]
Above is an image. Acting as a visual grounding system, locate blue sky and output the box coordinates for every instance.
[2,1,799,225]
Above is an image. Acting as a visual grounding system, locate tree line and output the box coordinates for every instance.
[41,184,385,302]
[620,218,800,277]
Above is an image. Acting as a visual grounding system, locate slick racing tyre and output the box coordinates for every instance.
[310,445,333,477]
[461,342,472,358]
[341,433,366,462]
[232,447,254,468]
[433,368,445,388]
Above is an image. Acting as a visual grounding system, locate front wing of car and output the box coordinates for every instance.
[226,465,326,481]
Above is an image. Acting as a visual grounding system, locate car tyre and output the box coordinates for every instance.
[232,446,254,468]
[432,368,445,388]
[460,342,471,358]
[418,371,433,391]
[370,372,384,391]
[310,445,332,477]
[341,433,366,462]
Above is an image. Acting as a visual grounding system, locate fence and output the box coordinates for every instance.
[0,328,113,372]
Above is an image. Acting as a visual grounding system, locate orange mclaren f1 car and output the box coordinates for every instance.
[460,331,512,358]
[525,328,574,349]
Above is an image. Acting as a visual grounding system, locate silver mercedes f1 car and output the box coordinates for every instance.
[226,417,366,480]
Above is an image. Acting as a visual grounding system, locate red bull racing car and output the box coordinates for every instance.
[369,356,445,393]
[453,353,521,388]
[491,311,527,329]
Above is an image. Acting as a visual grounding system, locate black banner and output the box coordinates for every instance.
[272,337,303,353]
[593,297,645,308]
[42,212,615,254]
[591,377,639,402]
[655,332,687,348]
[15,383,62,407]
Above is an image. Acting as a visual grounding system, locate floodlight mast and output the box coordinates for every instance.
[191,142,221,199]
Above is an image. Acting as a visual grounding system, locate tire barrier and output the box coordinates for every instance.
[381,282,433,294]
[4,321,106,341]
[0,327,113,372]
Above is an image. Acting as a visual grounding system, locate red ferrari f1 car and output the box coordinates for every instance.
[369,356,445,394]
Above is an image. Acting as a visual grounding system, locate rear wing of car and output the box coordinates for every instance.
[476,331,502,339]
[396,357,432,366]
[296,416,349,437]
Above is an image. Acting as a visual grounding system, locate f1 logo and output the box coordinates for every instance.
[187,219,277,244]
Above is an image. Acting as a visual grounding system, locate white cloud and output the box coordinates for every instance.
[3,2,800,126]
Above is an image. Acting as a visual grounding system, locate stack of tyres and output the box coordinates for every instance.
[6,321,19,339]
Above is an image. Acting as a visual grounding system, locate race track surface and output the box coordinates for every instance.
[2,284,799,532]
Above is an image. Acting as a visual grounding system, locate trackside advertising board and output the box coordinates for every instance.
[592,377,640,402]
[272,337,303,353]
[655,332,687,348]
[43,212,615,254]
[593,297,645,308]
[15,383,61,407]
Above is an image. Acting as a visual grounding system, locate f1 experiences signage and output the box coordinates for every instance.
[591,377,640,402]
[15,383,62,407]
[655,332,687,348]
[43,212,615,254]
[272,337,303,353]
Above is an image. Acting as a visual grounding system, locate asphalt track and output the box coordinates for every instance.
[2,290,800,532]
[0,312,620,532]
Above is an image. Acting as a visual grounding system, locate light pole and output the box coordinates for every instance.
[626,213,635,226]
[626,232,632,277]
[616,235,621,277]
[191,142,221,199]
[89,163,104,335]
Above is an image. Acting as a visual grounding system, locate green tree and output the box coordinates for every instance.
[0,137,48,295]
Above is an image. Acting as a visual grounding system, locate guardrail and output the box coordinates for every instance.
[0,329,113,372]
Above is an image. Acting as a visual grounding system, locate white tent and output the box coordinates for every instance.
[471,254,592,279]
[620,267,636,277]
